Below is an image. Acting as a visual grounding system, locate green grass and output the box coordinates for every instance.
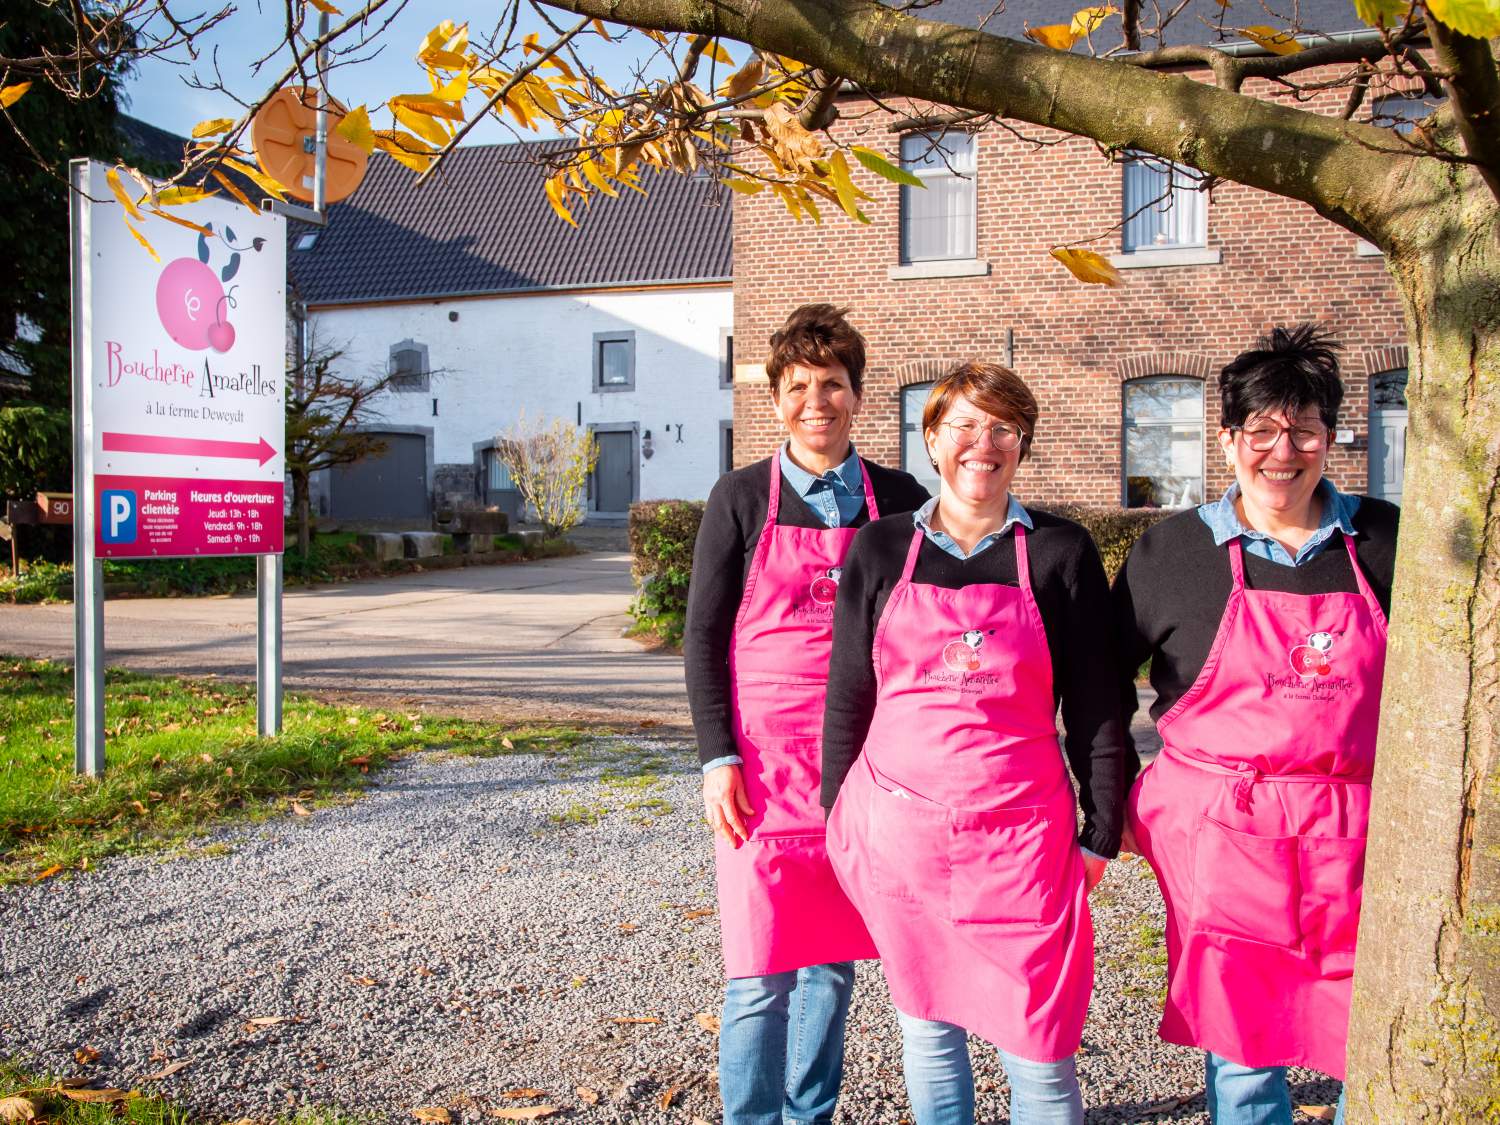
[0,657,590,884]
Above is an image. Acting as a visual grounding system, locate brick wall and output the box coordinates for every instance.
[731,73,1410,507]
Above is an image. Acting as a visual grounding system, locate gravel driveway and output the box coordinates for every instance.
[0,738,1341,1123]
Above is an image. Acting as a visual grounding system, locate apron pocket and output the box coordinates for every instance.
[1190,815,1301,949]
[864,771,949,903]
[947,804,1071,925]
[1296,833,1366,959]
[739,736,825,840]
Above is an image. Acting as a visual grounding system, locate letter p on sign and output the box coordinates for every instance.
[101,489,136,543]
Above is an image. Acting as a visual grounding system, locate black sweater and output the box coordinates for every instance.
[1112,499,1401,753]
[819,509,1132,858]
[683,456,932,767]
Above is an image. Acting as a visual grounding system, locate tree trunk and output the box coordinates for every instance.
[291,470,311,558]
[1344,190,1500,1121]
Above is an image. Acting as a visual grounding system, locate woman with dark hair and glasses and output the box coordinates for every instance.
[1114,325,1400,1125]
[822,361,1130,1125]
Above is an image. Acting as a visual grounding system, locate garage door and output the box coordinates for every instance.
[329,432,429,521]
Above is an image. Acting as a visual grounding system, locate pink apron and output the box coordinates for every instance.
[828,523,1093,1062]
[1127,534,1387,1078]
[715,454,881,977]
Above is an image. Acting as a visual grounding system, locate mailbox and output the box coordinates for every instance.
[37,492,73,524]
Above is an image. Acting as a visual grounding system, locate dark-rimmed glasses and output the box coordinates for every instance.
[940,419,1025,451]
[1229,422,1329,452]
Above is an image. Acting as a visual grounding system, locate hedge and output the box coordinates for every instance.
[627,500,706,646]
[626,499,1173,643]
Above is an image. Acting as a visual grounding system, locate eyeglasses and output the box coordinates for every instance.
[940,419,1025,451]
[1230,422,1329,453]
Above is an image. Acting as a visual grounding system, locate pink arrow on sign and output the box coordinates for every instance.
[102,432,278,466]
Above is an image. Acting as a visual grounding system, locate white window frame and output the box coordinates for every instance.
[1121,375,1205,510]
[898,131,977,265]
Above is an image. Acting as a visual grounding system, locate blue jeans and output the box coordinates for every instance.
[719,962,856,1125]
[895,1009,1083,1125]
[1205,1053,1347,1125]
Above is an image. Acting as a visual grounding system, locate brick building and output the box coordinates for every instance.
[729,0,1416,509]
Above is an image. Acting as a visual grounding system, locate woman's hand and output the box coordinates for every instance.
[1118,822,1141,857]
[1083,852,1108,893]
[703,764,754,847]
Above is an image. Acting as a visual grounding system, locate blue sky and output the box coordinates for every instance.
[122,2,670,146]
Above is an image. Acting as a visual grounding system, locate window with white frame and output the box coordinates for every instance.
[900,131,977,263]
[388,339,429,393]
[900,382,942,497]
[1123,376,1204,508]
[1122,153,1207,252]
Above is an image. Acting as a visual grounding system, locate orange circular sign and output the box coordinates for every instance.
[251,87,368,205]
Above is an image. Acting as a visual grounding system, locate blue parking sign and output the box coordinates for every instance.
[101,489,137,543]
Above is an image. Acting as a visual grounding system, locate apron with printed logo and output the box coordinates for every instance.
[828,522,1093,1061]
[715,454,881,977]
[1127,534,1386,1078]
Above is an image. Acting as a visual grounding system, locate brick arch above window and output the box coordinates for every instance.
[1116,352,1215,383]
[893,359,951,388]
[1360,343,1409,377]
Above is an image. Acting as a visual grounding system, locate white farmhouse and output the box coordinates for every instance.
[287,139,733,525]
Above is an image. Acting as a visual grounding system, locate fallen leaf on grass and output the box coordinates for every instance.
[501,737,515,749]
[694,1012,721,1033]
[0,1096,38,1122]
[575,1088,599,1105]
[638,719,660,728]
[35,865,63,882]
[143,1059,190,1080]
[1140,1094,1196,1114]
[609,1016,661,1024]
[74,1044,100,1064]
[55,1089,129,1103]
[683,908,714,920]
[501,1089,546,1099]
[1298,1108,1336,1122]
[659,1086,680,1109]
[290,800,311,816]
[348,975,380,987]
[412,1108,451,1124]
[485,1109,558,1121]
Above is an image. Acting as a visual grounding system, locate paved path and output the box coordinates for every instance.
[0,551,689,728]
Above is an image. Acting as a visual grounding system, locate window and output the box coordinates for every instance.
[1122,154,1206,252]
[293,231,319,251]
[720,421,734,475]
[388,339,429,393]
[900,131,976,263]
[593,330,635,392]
[719,329,734,388]
[900,382,942,497]
[1123,376,1204,509]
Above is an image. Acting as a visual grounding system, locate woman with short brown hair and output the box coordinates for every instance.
[822,361,1130,1125]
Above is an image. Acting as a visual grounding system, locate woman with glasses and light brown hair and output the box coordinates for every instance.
[1114,325,1400,1125]
[820,360,1130,1125]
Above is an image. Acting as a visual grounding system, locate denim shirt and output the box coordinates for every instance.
[911,495,1033,559]
[702,445,867,775]
[778,443,866,529]
[1198,479,1361,566]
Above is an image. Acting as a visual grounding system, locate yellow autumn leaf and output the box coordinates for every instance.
[210,169,256,211]
[1353,0,1408,24]
[544,174,578,226]
[1051,247,1124,286]
[578,156,619,197]
[1069,5,1119,36]
[718,58,765,100]
[35,863,64,881]
[1025,23,1080,49]
[591,19,612,40]
[411,1109,450,1124]
[307,0,342,14]
[429,70,469,102]
[391,102,450,147]
[55,1089,128,1104]
[851,145,925,188]
[0,81,32,109]
[720,177,765,195]
[521,75,563,120]
[703,39,735,65]
[191,117,236,138]
[388,93,465,123]
[422,48,472,70]
[106,166,144,220]
[1425,0,1500,37]
[827,151,871,223]
[147,207,215,236]
[1241,25,1304,54]
[373,130,436,172]
[335,104,375,153]
[0,1095,38,1122]
[221,156,288,202]
[154,186,214,206]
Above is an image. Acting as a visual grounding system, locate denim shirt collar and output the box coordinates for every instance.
[778,442,863,497]
[913,495,1033,560]
[1198,478,1357,565]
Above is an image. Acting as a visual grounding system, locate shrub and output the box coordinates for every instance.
[628,500,705,645]
[1032,503,1176,580]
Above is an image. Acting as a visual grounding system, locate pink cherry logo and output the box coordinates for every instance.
[942,640,981,672]
[1289,645,1327,677]
[809,575,838,605]
[156,258,225,351]
[206,320,236,353]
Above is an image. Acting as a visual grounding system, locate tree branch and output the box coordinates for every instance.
[1427,21,1500,198]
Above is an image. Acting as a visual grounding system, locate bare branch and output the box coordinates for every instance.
[1428,21,1500,197]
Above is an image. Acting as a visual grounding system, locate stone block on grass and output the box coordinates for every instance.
[359,533,404,563]
[517,529,544,551]
[403,532,443,559]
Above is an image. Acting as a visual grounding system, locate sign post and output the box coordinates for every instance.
[70,158,287,773]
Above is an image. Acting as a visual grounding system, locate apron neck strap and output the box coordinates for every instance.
[860,460,880,522]
[767,451,783,523]
[1341,531,1383,614]
[900,523,925,583]
[1227,535,1247,590]
[1013,522,1031,590]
